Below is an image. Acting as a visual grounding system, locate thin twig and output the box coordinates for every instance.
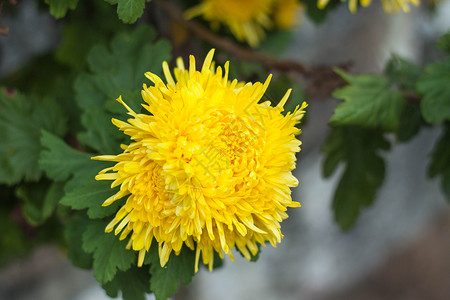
[154,0,314,76]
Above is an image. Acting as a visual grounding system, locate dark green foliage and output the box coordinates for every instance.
[45,0,79,18]
[428,124,450,202]
[395,102,422,142]
[331,69,405,131]
[74,25,171,154]
[437,31,450,54]
[417,58,450,124]
[83,220,136,283]
[104,0,150,23]
[322,127,390,229]
[102,266,152,300]
[0,90,67,185]
[385,55,423,91]
[16,181,64,226]
[65,213,94,269]
[148,246,196,300]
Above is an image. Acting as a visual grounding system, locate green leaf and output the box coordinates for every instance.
[437,31,450,54]
[102,266,151,300]
[331,69,406,131]
[40,130,94,181]
[60,180,123,219]
[149,246,196,300]
[39,130,113,194]
[428,124,450,202]
[105,0,149,23]
[75,25,171,153]
[322,127,390,229]
[395,102,422,142]
[16,181,64,226]
[83,220,136,283]
[417,58,450,124]
[385,55,423,91]
[65,213,93,269]
[45,0,79,18]
[0,90,67,185]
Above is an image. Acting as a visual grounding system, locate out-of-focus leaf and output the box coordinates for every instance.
[331,69,405,131]
[395,102,422,142]
[428,124,450,202]
[437,31,450,54]
[102,266,151,300]
[0,90,67,185]
[417,58,450,124]
[65,213,93,269]
[385,55,423,91]
[104,0,150,24]
[45,0,79,18]
[322,126,390,229]
[16,181,64,226]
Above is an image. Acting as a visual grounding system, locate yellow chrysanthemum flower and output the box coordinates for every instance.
[93,49,306,272]
[185,0,274,47]
[317,0,419,13]
[274,0,303,29]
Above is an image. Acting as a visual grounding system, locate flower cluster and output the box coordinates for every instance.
[317,0,420,13]
[185,0,302,47]
[94,49,306,272]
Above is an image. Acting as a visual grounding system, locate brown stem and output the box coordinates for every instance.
[153,0,314,76]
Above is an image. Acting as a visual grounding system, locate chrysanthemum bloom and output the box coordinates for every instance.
[93,49,307,272]
[185,0,274,47]
[317,0,419,13]
[273,0,303,29]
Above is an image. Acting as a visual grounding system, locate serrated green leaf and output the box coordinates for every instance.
[45,0,79,18]
[83,220,136,283]
[104,0,150,23]
[417,58,450,124]
[437,31,450,54]
[331,69,406,131]
[60,180,123,219]
[16,181,64,226]
[65,213,93,269]
[0,90,67,185]
[102,266,151,300]
[75,25,171,153]
[39,130,113,195]
[385,55,423,91]
[149,246,196,300]
[40,130,94,181]
[428,124,450,202]
[322,127,390,229]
